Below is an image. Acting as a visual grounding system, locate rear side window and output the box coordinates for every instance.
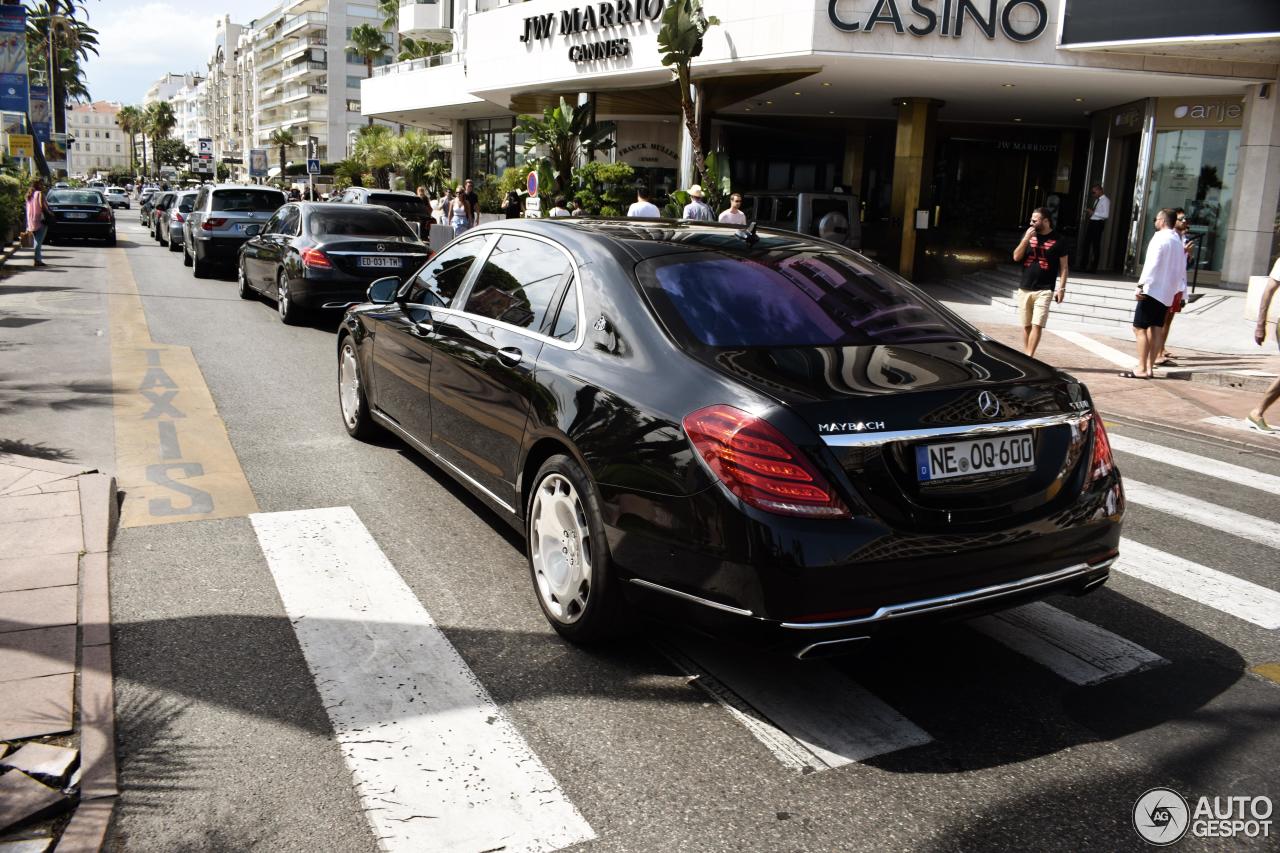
[212,189,285,212]
[462,235,572,332]
[178,194,196,213]
[309,208,415,239]
[48,191,103,205]
[639,251,967,347]
[405,236,485,308]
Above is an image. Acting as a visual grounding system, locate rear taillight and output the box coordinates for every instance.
[1084,412,1114,486]
[683,404,850,519]
[301,247,332,269]
[175,213,185,223]
[97,209,112,221]
[201,217,227,231]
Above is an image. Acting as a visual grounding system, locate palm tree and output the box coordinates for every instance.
[393,130,440,191]
[268,128,296,187]
[657,0,719,187]
[117,105,142,176]
[145,101,177,179]
[515,97,615,197]
[398,36,451,62]
[353,125,396,189]
[349,23,387,127]
[25,1,100,134]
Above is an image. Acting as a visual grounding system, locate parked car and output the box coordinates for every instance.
[104,187,130,209]
[238,202,429,324]
[336,187,434,236]
[182,184,286,277]
[45,189,115,245]
[160,190,198,252]
[148,192,176,239]
[138,190,158,225]
[335,219,1123,656]
[738,191,863,251]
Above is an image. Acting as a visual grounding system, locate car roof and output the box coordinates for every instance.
[362,189,419,198]
[208,183,285,191]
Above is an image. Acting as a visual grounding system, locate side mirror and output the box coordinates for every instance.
[243,224,262,237]
[367,276,401,305]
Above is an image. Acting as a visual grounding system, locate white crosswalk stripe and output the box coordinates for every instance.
[970,602,1168,685]
[1115,538,1280,630]
[1123,479,1280,550]
[1109,434,1280,495]
[251,507,594,853]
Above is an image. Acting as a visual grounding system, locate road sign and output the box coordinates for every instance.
[307,136,319,159]
[527,171,538,197]
[197,137,213,157]
[6,132,33,158]
[525,195,541,217]
[306,158,320,175]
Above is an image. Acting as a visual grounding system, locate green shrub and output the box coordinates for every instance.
[571,160,635,216]
[0,174,26,241]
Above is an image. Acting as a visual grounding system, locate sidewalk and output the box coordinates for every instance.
[0,455,118,852]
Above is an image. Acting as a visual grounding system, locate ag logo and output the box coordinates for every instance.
[1133,788,1190,845]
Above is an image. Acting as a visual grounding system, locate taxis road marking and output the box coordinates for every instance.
[108,249,257,527]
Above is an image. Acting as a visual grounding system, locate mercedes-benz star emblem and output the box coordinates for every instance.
[978,390,1001,418]
[377,243,385,252]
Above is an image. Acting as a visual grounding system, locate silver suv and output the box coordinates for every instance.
[738,192,862,250]
[183,184,286,277]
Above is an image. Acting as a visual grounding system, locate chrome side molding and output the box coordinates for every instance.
[372,411,517,515]
[820,412,1086,448]
[628,578,755,617]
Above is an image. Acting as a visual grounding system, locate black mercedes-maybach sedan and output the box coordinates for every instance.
[337,219,1123,658]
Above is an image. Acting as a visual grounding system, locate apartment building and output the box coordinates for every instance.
[201,16,245,162]
[143,72,204,107]
[66,101,129,177]
[173,80,210,152]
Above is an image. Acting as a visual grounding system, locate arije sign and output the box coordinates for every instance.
[828,0,1049,42]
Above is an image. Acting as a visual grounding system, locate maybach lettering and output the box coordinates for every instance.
[818,421,887,434]
[521,0,666,43]
[828,0,1049,42]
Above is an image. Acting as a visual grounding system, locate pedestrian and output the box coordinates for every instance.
[502,190,522,219]
[550,195,571,218]
[682,184,714,221]
[1011,207,1068,358]
[627,186,660,217]
[569,198,584,216]
[1123,208,1184,379]
[1156,208,1193,366]
[718,192,746,225]
[1080,184,1109,273]
[447,183,471,237]
[1245,256,1280,432]
[25,177,52,268]
[462,178,479,224]
[416,184,431,210]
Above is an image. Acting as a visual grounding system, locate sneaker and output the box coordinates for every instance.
[1245,412,1275,433]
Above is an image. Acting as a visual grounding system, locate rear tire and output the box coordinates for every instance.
[192,245,209,279]
[338,335,378,440]
[237,262,256,300]
[105,233,116,247]
[167,234,179,252]
[182,241,193,267]
[526,454,626,643]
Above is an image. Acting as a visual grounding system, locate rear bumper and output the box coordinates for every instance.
[292,270,393,310]
[194,236,247,263]
[50,222,114,239]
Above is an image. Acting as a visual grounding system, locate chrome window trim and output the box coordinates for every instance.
[627,578,755,617]
[820,412,1086,448]
[325,250,430,257]
[780,558,1114,630]
[403,229,586,351]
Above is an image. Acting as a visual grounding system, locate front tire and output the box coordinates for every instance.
[338,336,378,440]
[167,233,180,252]
[182,239,193,267]
[526,454,625,643]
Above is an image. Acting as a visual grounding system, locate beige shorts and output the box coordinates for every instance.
[1017,288,1054,327]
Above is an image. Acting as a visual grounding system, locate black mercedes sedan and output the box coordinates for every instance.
[46,189,116,245]
[238,202,429,324]
[337,220,1123,658]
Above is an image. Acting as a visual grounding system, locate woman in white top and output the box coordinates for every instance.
[549,195,572,218]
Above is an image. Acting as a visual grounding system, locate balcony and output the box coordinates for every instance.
[362,52,484,119]
[282,84,327,103]
[281,11,326,39]
[399,0,449,39]
[280,59,326,83]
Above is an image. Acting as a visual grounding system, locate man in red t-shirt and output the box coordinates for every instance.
[1012,207,1069,357]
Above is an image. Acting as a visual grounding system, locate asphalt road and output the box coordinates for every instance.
[4,222,1278,852]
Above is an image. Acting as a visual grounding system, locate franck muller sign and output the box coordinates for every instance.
[520,0,666,63]
[828,0,1048,42]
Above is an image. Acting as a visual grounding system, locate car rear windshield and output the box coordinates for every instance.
[211,189,285,212]
[367,193,429,217]
[638,251,968,348]
[178,195,196,213]
[48,191,103,205]
[309,208,417,239]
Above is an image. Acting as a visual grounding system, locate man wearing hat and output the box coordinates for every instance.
[682,184,714,221]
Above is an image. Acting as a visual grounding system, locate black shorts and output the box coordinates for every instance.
[1133,294,1169,329]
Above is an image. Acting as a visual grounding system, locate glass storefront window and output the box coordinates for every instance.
[467,117,516,179]
[1144,129,1239,274]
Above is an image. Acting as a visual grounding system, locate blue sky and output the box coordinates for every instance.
[79,0,273,105]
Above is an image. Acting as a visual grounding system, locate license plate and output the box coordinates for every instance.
[915,433,1035,482]
[65,212,88,219]
[358,256,401,268]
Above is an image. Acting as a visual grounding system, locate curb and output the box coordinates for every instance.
[0,238,19,268]
[1103,411,1280,460]
[1169,368,1278,394]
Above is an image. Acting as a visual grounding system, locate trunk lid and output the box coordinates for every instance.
[318,238,429,277]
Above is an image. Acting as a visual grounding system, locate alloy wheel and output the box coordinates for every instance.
[339,343,361,430]
[529,473,593,624]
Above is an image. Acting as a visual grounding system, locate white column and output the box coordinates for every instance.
[451,118,467,184]
[1222,77,1280,286]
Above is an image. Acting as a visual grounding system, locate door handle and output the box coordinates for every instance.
[497,347,522,366]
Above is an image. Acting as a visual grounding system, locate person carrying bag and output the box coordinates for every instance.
[24,178,53,267]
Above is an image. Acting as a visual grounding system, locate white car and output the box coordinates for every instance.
[104,187,130,209]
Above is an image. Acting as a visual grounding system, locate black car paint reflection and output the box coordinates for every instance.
[339,220,1123,657]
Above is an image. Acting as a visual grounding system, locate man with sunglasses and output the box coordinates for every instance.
[1124,209,1184,379]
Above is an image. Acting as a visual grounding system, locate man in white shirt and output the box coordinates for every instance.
[626,187,660,218]
[1080,184,1109,273]
[681,184,714,221]
[1125,208,1183,379]
[718,192,746,225]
